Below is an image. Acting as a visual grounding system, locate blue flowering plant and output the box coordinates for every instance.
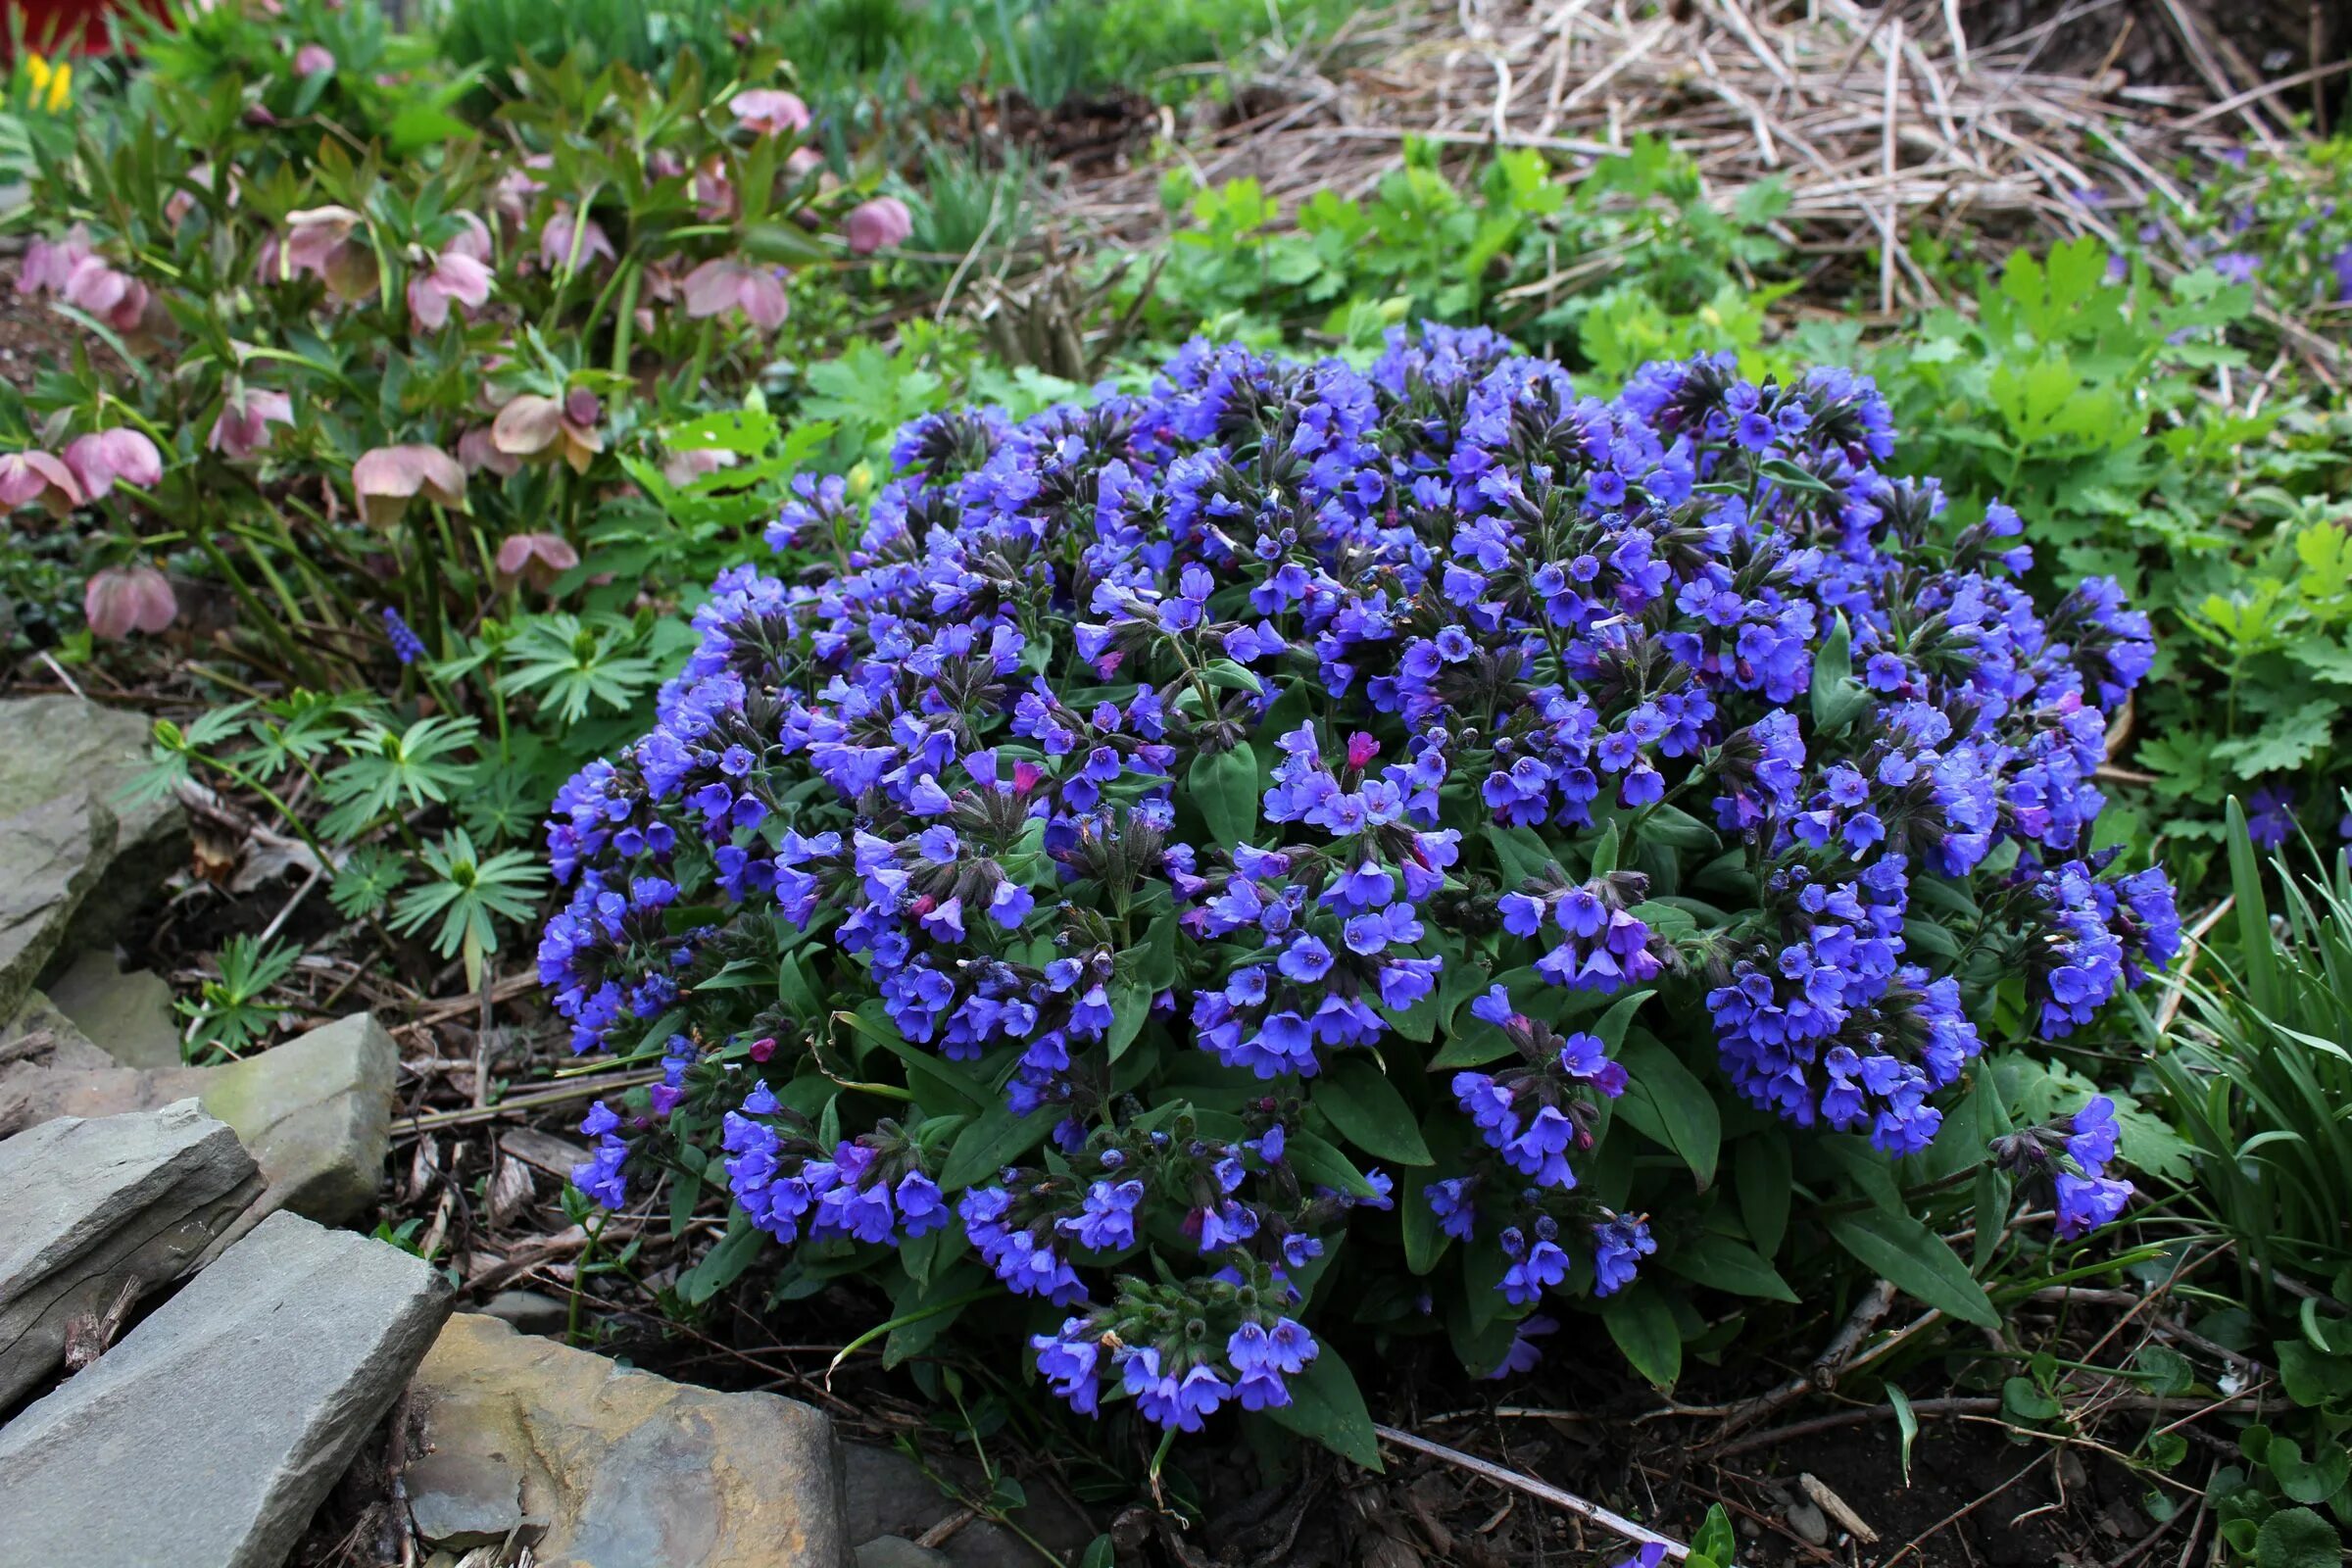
[538,326,2180,1461]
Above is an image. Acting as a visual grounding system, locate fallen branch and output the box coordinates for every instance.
[1373,1423,1689,1560]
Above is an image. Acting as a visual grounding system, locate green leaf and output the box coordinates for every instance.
[678,1208,766,1305]
[1316,1058,1433,1166]
[1691,1504,1737,1566]
[2254,1507,2341,1568]
[1106,979,1152,1060]
[1662,1232,1797,1302]
[1601,1281,1683,1389]
[2269,1435,2351,1506]
[1399,1112,1464,1275]
[1265,1348,1385,1471]
[1736,1133,1792,1256]
[1484,822,1556,888]
[938,1103,1053,1192]
[1614,1033,1720,1189]
[1190,746,1259,848]
[1286,1128,1379,1199]
[1824,1209,1999,1330]
[1886,1383,1920,1485]
[1810,612,1870,733]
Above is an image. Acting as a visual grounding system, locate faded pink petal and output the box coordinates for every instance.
[19,224,95,295]
[0,450,85,515]
[63,255,130,317]
[294,42,335,74]
[458,425,520,477]
[408,248,493,329]
[209,388,295,460]
[491,395,564,458]
[662,446,739,487]
[682,258,786,331]
[494,531,580,590]
[63,428,165,500]
[785,146,824,180]
[353,444,466,527]
[843,196,913,258]
[84,565,177,640]
[538,209,614,273]
[693,161,736,222]
[730,88,810,137]
[446,212,493,263]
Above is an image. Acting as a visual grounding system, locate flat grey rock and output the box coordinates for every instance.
[0,791,114,1026]
[407,1312,850,1567]
[858,1538,955,1568]
[0,1099,261,1408]
[0,1209,450,1568]
[45,950,183,1069]
[0,695,187,981]
[0,1010,397,1224]
[479,1288,571,1336]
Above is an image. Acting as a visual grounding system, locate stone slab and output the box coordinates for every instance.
[45,949,184,1069]
[0,1010,397,1225]
[0,1208,450,1568]
[407,1312,851,1568]
[0,1098,262,1408]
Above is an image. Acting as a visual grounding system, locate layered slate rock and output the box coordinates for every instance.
[0,791,114,1027]
[0,1010,397,1224]
[44,949,184,1070]
[0,1209,449,1568]
[0,1099,261,1408]
[0,696,188,1016]
[406,1312,851,1567]
[844,1443,1097,1568]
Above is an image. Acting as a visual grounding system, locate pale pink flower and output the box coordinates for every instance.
[491,389,604,475]
[730,88,810,137]
[17,225,94,296]
[165,164,237,226]
[538,208,614,274]
[63,255,153,331]
[274,205,376,302]
[446,212,493,263]
[407,245,493,329]
[493,156,550,227]
[785,146,824,180]
[843,196,913,257]
[494,531,580,590]
[293,42,335,75]
[353,444,467,528]
[457,425,520,477]
[681,258,786,331]
[693,160,736,222]
[209,387,296,459]
[0,450,85,516]
[662,446,739,487]
[84,565,177,640]
[62,429,165,501]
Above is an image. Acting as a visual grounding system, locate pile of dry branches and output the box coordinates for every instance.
[1062,0,2346,323]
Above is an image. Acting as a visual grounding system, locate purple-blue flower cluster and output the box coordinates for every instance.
[538,329,2175,1432]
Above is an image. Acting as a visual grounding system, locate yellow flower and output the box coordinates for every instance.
[23,53,71,113]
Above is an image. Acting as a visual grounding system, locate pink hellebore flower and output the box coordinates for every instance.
[17,224,94,296]
[492,388,605,475]
[84,564,177,640]
[62,255,153,332]
[165,164,237,227]
[693,160,736,222]
[62,428,165,501]
[682,258,786,331]
[494,531,580,590]
[293,42,335,75]
[0,451,84,516]
[843,196,913,257]
[352,444,467,529]
[408,239,493,329]
[458,425,521,478]
[276,205,377,302]
[785,146,824,181]
[538,208,615,274]
[210,387,296,460]
[730,88,810,137]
